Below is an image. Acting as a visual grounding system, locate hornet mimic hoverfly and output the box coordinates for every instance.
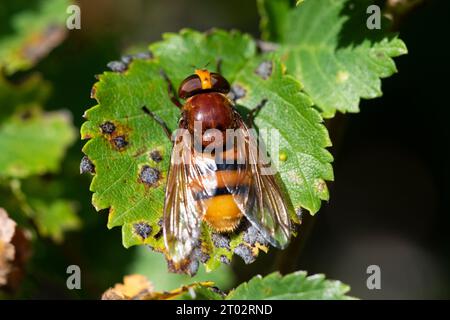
[144,68,291,270]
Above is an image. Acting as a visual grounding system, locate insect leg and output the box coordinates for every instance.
[160,69,182,109]
[142,106,172,140]
[247,98,268,126]
[216,58,223,74]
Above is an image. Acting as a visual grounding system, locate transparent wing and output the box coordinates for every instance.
[163,131,217,264]
[230,113,291,248]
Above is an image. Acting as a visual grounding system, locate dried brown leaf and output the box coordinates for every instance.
[0,208,31,291]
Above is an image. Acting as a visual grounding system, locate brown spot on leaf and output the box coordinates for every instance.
[150,150,163,163]
[153,219,163,239]
[220,255,231,265]
[199,251,210,264]
[113,136,128,150]
[255,61,273,80]
[133,222,152,239]
[100,121,116,134]
[211,233,230,250]
[234,244,255,264]
[296,208,303,220]
[101,121,131,151]
[153,228,162,240]
[139,166,161,186]
[256,40,279,53]
[107,60,127,73]
[80,156,95,174]
[228,84,247,102]
[133,51,153,60]
[243,224,268,246]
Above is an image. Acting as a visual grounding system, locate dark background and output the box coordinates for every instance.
[3,0,450,299]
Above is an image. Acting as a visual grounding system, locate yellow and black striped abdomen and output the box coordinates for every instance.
[189,151,250,233]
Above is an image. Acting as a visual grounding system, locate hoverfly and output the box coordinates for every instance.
[144,68,291,269]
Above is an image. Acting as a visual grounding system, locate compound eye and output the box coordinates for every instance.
[210,73,230,94]
[178,75,202,99]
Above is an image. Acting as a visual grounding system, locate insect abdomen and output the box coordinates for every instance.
[190,158,250,233]
[204,194,242,232]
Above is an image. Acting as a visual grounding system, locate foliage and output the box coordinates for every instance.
[258,0,407,117]
[0,0,410,300]
[102,271,353,300]
[81,30,332,272]
[0,0,69,75]
[0,0,78,247]
[81,0,405,273]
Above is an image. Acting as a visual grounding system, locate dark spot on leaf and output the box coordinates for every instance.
[256,40,279,53]
[113,136,128,150]
[121,54,133,65]
[199,251,210,264]
[255,61,273,80]
[211,233,230,250]
[234,244,255,264]
[139,166,161,186]
[243,225,268,246]
[211,286,226,297]
[100,121,115,134]
[133,51,153,60]
[150,150,163,163]
[80,156,95,174]
[220,255,230,265]
[229,84,246,102]
[296,208,303,221]
[191,246,210,264]
[153,228,162,240]
[153,219,163,239]
[107,60,127,72]
[376,51,385,59]
[133,222,152,239]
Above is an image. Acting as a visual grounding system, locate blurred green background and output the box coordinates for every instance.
[0,0,449,299]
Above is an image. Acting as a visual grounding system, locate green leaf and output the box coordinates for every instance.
[28,199,81,242]
[150,29,256,87]
[81,29,332,272]
[0,109,76,178]
[171,283,224,300]
[226,271,353,300]
[81,59,176,243]
[233,55,333,213]
[258,0,408,117]
[0,0,69,75]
